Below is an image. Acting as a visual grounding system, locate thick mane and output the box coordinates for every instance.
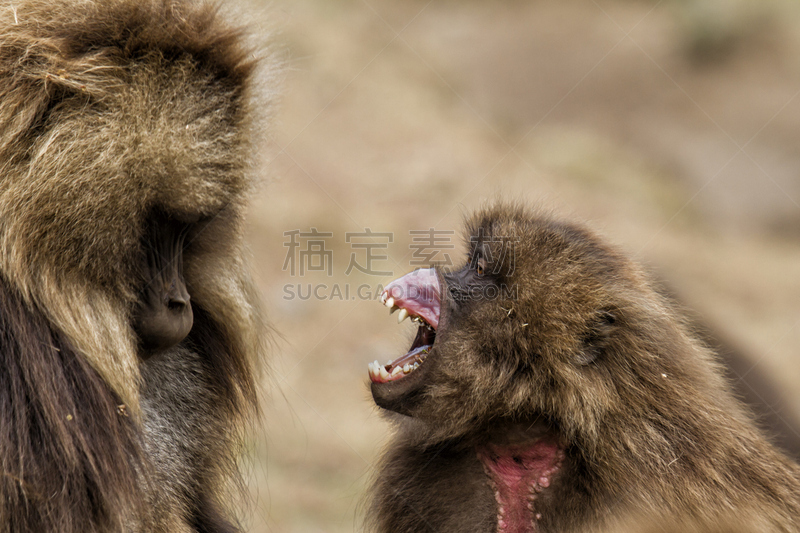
[0,274,142,533]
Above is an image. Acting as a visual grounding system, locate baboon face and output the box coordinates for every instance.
[133,213,194,356]
[370,204,633,436]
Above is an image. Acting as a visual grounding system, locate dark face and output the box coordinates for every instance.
[368,247,514,418]
[370,205,627,436]
[133,214,193,357]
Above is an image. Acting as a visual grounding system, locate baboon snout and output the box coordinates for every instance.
[133,214,194,357]
[166,278,190,311]
[134,272,194,356]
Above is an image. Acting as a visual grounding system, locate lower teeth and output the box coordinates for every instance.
[370,344,432,381]
[369,358,424,380]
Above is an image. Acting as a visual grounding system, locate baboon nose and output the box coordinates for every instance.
[168,295,188,311]
[166,281,191,311]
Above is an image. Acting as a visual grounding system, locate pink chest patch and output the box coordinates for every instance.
[476,440,564,533]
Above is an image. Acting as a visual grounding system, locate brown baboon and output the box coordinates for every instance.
[367,204,800,533]
[0,1,272,531]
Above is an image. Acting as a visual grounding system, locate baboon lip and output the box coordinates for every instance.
[370,268,441,384]
[381,268,440,329]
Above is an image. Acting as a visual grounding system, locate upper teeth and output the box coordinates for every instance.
[397,308,409,323]
[391,307,432,328]
[385,297,394,309]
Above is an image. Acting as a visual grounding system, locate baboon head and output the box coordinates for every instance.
[370,203,717,444]
[0,0,272,411]
[368,204,800,533]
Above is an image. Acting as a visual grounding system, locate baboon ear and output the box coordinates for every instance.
[573,310,617,366]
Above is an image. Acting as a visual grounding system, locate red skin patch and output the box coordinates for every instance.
[476,440,564,533]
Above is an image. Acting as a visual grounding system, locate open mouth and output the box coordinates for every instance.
[368,268,440,383]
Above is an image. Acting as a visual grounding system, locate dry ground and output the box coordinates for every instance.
[240,1,800,531]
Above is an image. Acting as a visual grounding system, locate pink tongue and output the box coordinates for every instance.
[383,268,441,329]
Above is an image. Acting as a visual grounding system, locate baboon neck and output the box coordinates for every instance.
[476,439,564,533]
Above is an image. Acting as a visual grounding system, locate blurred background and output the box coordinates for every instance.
[240,0,800,531]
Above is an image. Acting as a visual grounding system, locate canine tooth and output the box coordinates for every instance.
[385,297,394,309]
[391,366,402,377]
[397,308,409,323]
[379,366,390,380]
[403,364,411,373]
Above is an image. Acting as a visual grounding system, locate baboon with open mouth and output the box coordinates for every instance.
[367,203,800,533]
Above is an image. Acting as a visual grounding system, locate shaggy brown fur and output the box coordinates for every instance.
[0,1,272,531]
[693,318,800,461]
[615,516,770,533]
[368,204,800,533]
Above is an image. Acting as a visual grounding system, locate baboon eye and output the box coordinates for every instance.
[476,258,486,276]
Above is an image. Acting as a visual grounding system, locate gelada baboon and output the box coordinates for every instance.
[0,1,272,531]
[367,204,800,532]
